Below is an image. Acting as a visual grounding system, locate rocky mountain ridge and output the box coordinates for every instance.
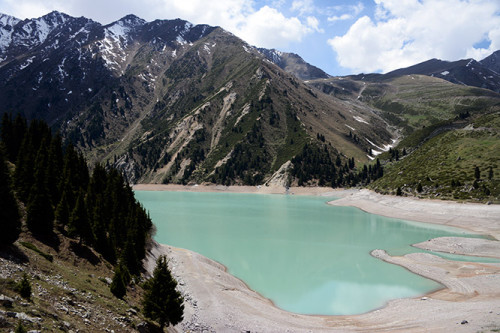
[0,11,393,185]
[0,11,499,199]
[348,52,500,93]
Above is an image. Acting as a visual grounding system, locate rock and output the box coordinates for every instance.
[6,311,16,318]
[16,312,42,323]
[0,313,10,328]
[127,308,138,315]
[60,321,71,331]
[105,277,113,285]
[461,320,468,324]
[137,321,163,333]
[421,297,428,300]
[0,294,14,308]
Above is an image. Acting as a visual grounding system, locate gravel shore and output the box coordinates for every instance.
[141,187,500,332]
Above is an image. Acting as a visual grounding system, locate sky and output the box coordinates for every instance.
[0,0,499,76]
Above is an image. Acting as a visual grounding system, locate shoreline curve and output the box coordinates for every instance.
[140,185,500,332]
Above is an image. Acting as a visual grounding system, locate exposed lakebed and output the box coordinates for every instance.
[135,191,482,315]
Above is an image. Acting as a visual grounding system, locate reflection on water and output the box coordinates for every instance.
[135,191,478,315]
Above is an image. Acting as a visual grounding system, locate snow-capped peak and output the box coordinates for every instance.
[104,15,146,41]
[0,13,21,28]
[106,21,132,39]
[0,14,21,54]
[12,11,71,48]
[41,11,70,25]
[116,14,146,28]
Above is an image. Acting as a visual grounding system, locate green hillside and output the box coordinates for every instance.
[370,112,500,202]
[361,75,500,135]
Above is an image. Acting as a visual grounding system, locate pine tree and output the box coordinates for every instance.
[26,151,54,236]
[15,321,27,333]
[14,137,36,202]
[16,273,31,300]
[0,113,27,162]
[417,182,423,193]
[142,256,184,329]
[475,166,480,180]
[47,134,63,203]
[121,231,141,276]
[54,189,70,231]
[0,149,21,245]
[396,187,402,196]
[110,262,130,299]
[488,167,493,180]
[68,191,92,244]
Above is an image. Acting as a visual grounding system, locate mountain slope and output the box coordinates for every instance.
[349,74,500,202]
[359,74,500,135]
[481,50,500,74]
[355,54,500,93]
[370,111,500,202]
[257,48,330,81]
[0,11,393,185]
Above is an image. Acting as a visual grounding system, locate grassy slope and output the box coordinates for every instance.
[358,74,500,202]
[362,75,500,135]
[370,112,500,202]
[0,230,159,332]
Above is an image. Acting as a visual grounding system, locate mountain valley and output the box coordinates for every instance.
[0,11,499,201]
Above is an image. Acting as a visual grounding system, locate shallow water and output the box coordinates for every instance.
[135,191,480,315]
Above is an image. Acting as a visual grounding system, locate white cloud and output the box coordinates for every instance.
[291,0,315,15]
[0,0,315,49]
[328,14,353,22]
[328,2,364,22]
[328,0,500,73]
[237,6,314,48]
[306,16,323,33]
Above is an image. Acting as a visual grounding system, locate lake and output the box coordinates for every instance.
[134,191,476,315]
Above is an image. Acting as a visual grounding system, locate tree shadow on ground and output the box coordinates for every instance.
[69,241,101,266]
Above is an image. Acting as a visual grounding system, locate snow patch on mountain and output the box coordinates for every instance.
[365,138,384,153]
[176,35,187,45]
[58,57,68,81]
[353,116,369,124]
[106,21,131,41]
[0,14,21,52]
[19,56,35,70]
[203,44,211,54]
[0,14,20,27]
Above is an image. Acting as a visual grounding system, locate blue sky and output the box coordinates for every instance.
[1,0,499,75]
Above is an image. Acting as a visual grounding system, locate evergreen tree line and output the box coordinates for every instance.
[0,114,152,277]
[212,123,269,186]
[0,147,21,246]
[291,143,383,187]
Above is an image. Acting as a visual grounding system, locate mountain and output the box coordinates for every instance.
[352,53,500,93]
[481,50,500,74]
[1,11,499,200]
[355,74,500,201]
[257,48,330,81]
[0,11,392,185]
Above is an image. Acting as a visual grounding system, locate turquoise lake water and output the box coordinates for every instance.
[134,191,480,315]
